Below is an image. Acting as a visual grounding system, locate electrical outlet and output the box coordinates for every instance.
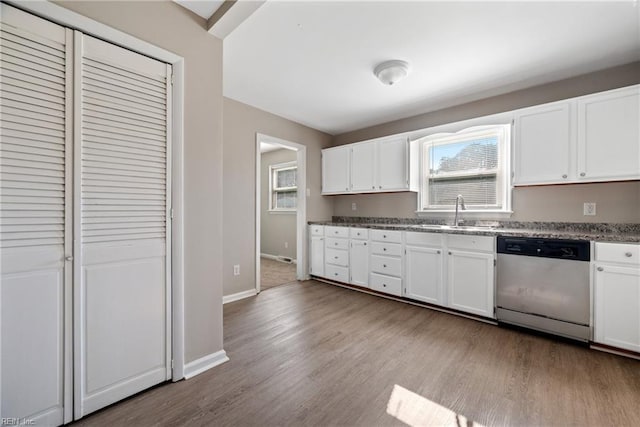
[583,202,596,216]
[352,202,357,211]
[233,264,240,276]
[284,242,288,249]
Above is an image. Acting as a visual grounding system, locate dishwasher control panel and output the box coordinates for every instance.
[497,237,590,261]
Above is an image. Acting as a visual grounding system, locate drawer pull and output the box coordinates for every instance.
[448,251,452,255]
[580,172,586,177]
[364,242,367,246]
[335,243,338,246]
[334,256,338,259]
[597,267,604,272]
[383,264,387,268]
[562,174,567,178]
[437,250,441,254]
[334,272,339,276]
[383,248,387,251]
[383,284,387,287]
[625,252,633,257]
[383,234,387,238]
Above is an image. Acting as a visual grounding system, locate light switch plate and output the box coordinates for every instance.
[583,202,596,216]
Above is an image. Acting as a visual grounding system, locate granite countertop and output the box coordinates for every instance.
[309,217,640,243]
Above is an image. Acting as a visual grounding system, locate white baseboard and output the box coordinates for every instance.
[183,350,229,379]
[223,289,257,304]
[260,252,297,264]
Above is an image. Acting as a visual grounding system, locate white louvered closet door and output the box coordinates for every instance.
[0,5,73,426]
[75,34,172,417]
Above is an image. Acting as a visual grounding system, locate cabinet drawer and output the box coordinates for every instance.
[326,248,348,267]
[371,255,402,277]
[406,232,443,246]
[447,234,494,252]
[325,264,349,283]
[325,237,348,250]
[325,226,349,238]
[370,229,402,243]
[371,242,402,256]
[370,273,402,296]
[595,242,640,265]
[310,225,324,236]
[350,228,369,240]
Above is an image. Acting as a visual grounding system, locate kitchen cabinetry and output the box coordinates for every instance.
[513,101,573,185]
[309,225,325,277]
[322,136,417,195]
[514,85,640,186]
[369,230,403,296]
[405,233,444,305]
[593,242,640,353]
[350,143,376,192]
[324,226,350,282]
[321,146,350,194]
[349,228,369,287]
[446,234,495,318]
[577,86,640,182]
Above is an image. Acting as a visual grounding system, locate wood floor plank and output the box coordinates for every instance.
[75,280,640,427]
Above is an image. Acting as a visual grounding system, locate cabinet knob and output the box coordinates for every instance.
[364,242,367,246]
[335,243,338,246]
[65,256,73,261]
[383,247,387,251]
[562,174,567,178]
[379,186,382,189]
[580,172,586,177]
[372,186,375,189]
[383,284,387,287]
[437,250,441,254]
[448,251,452,255]
[625,252,633,257]
[335,272,338,276]
[597,266,604,272]
[334,256,338,259]
[383,264,387,268]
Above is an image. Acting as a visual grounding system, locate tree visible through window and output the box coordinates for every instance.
[270,161,297,211]
[420,125,510,211]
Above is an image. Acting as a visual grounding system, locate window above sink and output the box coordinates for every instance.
[416,124,512,215]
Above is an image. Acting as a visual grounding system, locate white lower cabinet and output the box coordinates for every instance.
[593,242,640,353]
[309,226,325,277]
[447,249,495,318]
[370,273,402,296]
[405,245,444,305]
[350,239,369,287]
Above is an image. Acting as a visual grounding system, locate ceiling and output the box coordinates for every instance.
[174,0,224,20]
[223,1,640,135]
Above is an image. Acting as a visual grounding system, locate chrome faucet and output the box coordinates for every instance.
[453,194,466,226]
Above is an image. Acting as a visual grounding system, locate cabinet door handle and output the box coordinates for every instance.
[625,252,633,257]
[597,266,604,272]
[562,174,567,178]
[65,256,74,261]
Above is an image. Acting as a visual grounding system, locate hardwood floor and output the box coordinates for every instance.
[260,257,297,290]
[76,280,640,426]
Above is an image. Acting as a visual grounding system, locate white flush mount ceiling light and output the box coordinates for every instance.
[373,60,410,86]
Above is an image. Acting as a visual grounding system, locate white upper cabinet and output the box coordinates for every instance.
[377,137,409,191]
[514,85,639,186]
[514,101,573,185]
[577,86,640,182]
[350,142,376,192]
[322,136,416,195]
[321,145,350,194]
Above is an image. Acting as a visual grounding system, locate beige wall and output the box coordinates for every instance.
[261,149,297,259]
[223,98,333,297]
[56,1,224,362]
[332,62,640,223]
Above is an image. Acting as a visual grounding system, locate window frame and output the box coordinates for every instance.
[417,125,511,214]
[269,161,298,213]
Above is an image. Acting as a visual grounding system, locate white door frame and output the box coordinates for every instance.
[9,0,187,402]
[255,133,308,294]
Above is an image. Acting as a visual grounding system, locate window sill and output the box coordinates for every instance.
[416,210,513,220]
[269,210,297,215]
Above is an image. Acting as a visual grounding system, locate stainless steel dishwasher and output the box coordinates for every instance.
[496,236,591,341]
